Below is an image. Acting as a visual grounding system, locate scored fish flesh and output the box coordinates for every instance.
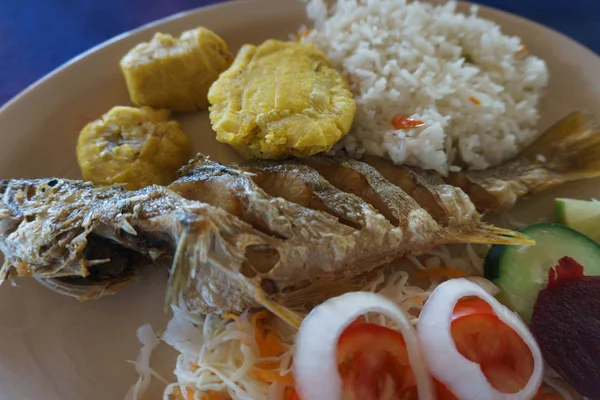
[0,112,599,315]
[0,159,517,314]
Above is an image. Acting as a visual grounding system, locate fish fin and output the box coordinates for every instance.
[165,213,303,329]
[254,288,303,330]
[449,224,534,246]
[457,111,600,212]
[165,229,192,311]
[523,111,600,177]
[0,259,12,282]
[36,276,132,301]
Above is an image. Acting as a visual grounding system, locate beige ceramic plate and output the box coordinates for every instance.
[1,0,600,399]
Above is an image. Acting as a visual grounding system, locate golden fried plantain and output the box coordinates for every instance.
[76,106,191,189]
[208,40,356,159]
[120,27,233,112]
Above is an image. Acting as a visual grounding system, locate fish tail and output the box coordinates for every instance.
[454,111,600,212]
[523,111,600,177]
[449,224,534,245]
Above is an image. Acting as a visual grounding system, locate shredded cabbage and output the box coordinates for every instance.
[153,243,488,400]
[125,241,572,400]
[125,323,169,400]
[161,305,294,400]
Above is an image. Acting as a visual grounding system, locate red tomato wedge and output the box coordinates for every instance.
[337,322,418,400]
[417,279,543,400]
[293,292,434,400]
[450,296,494,320]
[451,297,535,394]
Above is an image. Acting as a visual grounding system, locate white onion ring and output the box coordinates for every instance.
[293,291,434,400]
[464,276,501,297]
[417,278,544,400]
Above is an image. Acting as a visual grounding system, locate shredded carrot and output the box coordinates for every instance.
[250,368,296,385]
[469,96,481,105]
[391,115,426,129]
[416,268,468,280]
[412,296,424,306]
[261,330,288,354]
[200,391,229,400]
[250,310,288,359]
[223,310,296,386]
[246,310,296,384]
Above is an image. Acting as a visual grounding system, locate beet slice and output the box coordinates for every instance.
[530,257,600,399]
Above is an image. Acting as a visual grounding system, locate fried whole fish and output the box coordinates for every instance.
[1,112,599,315]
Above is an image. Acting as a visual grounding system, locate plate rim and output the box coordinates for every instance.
[0,0,241,114]
[0,1,599,398]
[2,0,600,117]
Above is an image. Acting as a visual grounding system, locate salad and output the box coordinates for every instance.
[126,198,600,400]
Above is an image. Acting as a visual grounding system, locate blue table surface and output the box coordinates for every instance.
[1,0,598,106]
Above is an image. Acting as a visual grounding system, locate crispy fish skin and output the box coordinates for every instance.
[0,162,526,315]
[170,109,600,314]
[1,111,600,314]
[0,178,261,309]
[0,180,177,279]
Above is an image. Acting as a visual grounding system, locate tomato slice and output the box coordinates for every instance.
[451,296,494,320]
[450,297,535,394]
[336,322,418,400]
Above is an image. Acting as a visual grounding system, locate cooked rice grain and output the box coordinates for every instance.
[303,0,549,174]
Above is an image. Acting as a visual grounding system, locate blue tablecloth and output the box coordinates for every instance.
[1,0,598,106]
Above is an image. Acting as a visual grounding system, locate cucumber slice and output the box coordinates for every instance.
[484,222,600,323]
[555,198,600,242]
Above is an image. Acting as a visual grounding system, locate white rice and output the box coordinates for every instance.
[302,0,549,174]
